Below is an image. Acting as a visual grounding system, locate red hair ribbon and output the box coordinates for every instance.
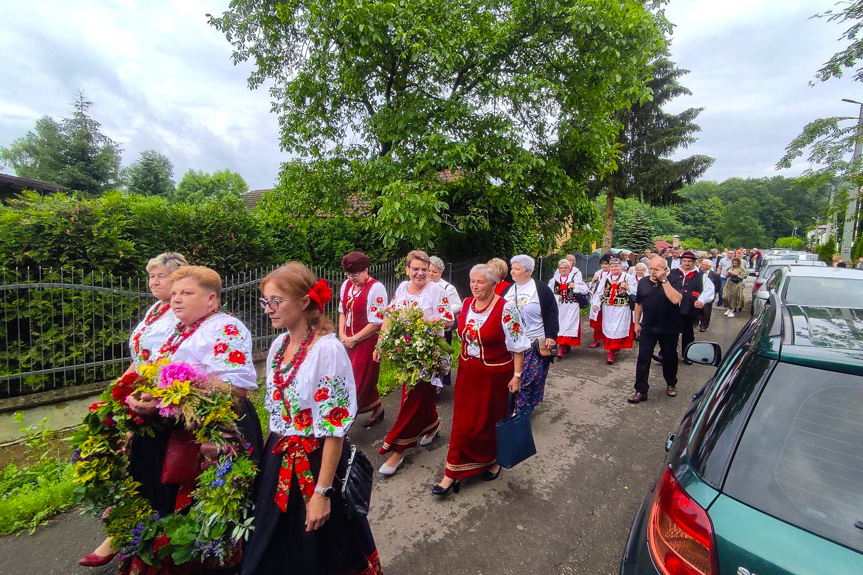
[307,279,332,312]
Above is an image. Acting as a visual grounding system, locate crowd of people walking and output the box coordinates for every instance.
[78,242,752,575]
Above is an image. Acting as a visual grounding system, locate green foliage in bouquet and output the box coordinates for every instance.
[376,306,452,391]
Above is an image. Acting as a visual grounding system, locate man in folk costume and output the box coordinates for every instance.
[590,258,634,365]
[338,252,388,427]
[668,251,714,364]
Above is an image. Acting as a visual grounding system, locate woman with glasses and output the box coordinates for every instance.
[374,250,453,476]
[337,251,388,427]
[79,252,189,568]
[242,262,382,575]
[548,258,588,360]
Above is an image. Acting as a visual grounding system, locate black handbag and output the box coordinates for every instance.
[575,292,591,308]
[339,444,373,519]
[495,393,537,469]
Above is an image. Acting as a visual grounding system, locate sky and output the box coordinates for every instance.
[0,0,859,190]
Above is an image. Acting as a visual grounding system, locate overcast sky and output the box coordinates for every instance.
[0,0,858,190]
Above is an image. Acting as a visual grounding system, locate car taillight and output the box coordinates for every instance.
[753,282,762,292]
[648,466,718,575]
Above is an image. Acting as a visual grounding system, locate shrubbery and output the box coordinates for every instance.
[775,236,807,251]
[816,238,838,264]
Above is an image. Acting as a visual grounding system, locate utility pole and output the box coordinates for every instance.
[841,99,863,261]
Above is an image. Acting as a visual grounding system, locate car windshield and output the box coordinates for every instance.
[723,363,863,553]
[785,277,863,308]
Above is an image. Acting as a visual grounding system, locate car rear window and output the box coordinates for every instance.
[784,277,863,308]
[723,362,863,553]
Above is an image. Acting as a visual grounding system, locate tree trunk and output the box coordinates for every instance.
[602,186,615,252]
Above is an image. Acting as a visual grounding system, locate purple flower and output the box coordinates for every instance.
[404,336,411,343]
[211,477,225,487]
[158,404,178,418]
[158,361,207,389]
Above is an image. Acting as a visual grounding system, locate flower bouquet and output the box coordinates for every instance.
[376,305,453,390]
[71,361,257,569]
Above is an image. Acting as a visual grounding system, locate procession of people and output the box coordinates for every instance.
[76,241,751,574]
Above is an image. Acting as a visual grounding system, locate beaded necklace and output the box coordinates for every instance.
[144,301,171,326]
[272,329,316,390]
[470,295,494,314]
[159,310,218,356]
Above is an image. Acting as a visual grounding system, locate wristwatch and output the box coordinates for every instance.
[513,371,523,378]
[314,485,334,498]
[660,279,667,284]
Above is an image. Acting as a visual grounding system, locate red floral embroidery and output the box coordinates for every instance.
[314,387,330,402]
[442,297,450,304]
[293,408,313,430]
[375,297,384,304]
[132,332,142,353]
[513,323,521,334]
[272,389,281,401]
[140,349,151,361]
[438,306,445,314]
[227,350,247,365]
[224,324,240,336]
[213,342,229,355]
[324,406,350,427]
[503,314,512,323]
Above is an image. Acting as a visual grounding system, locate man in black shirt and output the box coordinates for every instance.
[629,257,683,403]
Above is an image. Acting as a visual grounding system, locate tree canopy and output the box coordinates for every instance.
[210,0,665,256]
[173,169,249,201]
[0,93,122,195]
[124,150,175,196]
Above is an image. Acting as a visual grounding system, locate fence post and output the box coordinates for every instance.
[446,262,453,283]
[538,257,543,281]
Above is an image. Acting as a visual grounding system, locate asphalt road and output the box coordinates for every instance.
[0,309,748,575]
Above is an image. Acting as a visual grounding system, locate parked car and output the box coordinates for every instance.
[752,264,860,316]
[619,299,863,575]
[750,260,826,315]
[775,252,820,262]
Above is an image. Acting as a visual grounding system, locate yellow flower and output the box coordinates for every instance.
[153,381,191,405]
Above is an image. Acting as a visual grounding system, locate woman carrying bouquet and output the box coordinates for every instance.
[120,266,262,574]
[338,251,387,426]
[79,252,189,568]
[241,262,382,575]
[375,250,453,476]
[432,265,529,496]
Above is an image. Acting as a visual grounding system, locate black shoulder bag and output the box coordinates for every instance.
[339,443,374,519]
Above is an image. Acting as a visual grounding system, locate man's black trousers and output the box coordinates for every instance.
[635,329,679,394]
[680,313,699,354]
[699,303,713,331]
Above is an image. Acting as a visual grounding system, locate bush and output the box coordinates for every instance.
[775,237,806,251]
[817,238,837,264]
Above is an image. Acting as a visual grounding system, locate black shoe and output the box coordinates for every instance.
[683,359,693,365]
[652,353,664,363]
[362,408,385,428]
[483,467,501,481]
[698,327,707,332]
[431,480,461,497]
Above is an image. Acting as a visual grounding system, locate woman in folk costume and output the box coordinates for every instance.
[241,263,382,575]
[432,265,530,496]
[79,252,189,568]
[548,258,588,360]
[488,257,511,296]
[590,258,635,365]
[588,253,612,349]
[338,251,387,427]
[121,266,263,575]
[375,250,453,475]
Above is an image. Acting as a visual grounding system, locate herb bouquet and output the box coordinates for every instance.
[71,360,256,570]
[376,305,453,391]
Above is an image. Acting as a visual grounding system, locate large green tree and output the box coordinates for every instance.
[583,53,714,250]
[209,0,664,255]
[0,93,122,195]
[124,150,175,196]
[173,169,249,202]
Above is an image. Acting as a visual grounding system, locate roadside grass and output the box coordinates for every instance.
[0,415,76,535]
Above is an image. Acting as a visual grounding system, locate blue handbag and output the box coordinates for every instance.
[495,392,537,469]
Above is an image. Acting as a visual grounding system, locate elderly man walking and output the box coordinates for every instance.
[629,257,683,403]
[668,251,714,364]
[698,259,720,332]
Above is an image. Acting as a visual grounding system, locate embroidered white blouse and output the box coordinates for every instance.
[265,333,357,438]
[129,302,177,366]
[337,280,388,329]
[158,313,258,390]
[461,300,531,358]
[386,281,454,323]
[435,279,463,316]
[503,279,545,342]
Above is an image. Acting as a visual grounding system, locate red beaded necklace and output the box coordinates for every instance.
[144,302,171,326]
[159,310,218,356]
[272,329,316,390]
[470,295,494,314]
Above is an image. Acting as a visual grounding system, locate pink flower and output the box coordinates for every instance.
[158,362,207,389]
[159,404,178,418]
[404,336,412,343]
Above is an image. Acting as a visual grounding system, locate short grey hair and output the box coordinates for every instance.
[510,254,535,274]
[634,262,648,274]
[557,258,573,269]
[701,259,714,269]
[470,264,498,285]
[147,252,189,273]
[429,256,446,272]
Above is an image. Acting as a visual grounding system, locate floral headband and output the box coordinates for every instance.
[307,279,332,312]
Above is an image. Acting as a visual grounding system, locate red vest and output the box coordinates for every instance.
[342,278,378,337]
[457,297,514,373]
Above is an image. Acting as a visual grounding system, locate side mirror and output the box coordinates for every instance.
[756,290,770,301]
[684,342,722,367]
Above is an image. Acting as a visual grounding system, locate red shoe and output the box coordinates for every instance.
[606,351,615,364]
[78,552,116,567]
[590,340,602,349]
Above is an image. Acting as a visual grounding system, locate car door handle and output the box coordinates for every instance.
[665,433,675,452]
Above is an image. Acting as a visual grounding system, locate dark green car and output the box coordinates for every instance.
[620,298,863,575]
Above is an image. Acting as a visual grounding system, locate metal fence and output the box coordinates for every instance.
[0,253,598,399]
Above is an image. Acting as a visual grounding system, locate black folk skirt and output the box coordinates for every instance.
[240,434,380,575]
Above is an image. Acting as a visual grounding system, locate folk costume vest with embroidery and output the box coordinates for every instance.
[601,274,630,306]
[342,278,377,337]
[553,272,579,304]
[670,268,703,317]
[457,297,514,373]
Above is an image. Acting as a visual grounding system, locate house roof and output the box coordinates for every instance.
[0,173,63,197]
[243,188,272,210]
[655,239,671,249]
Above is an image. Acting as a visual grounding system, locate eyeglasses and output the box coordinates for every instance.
[344,272,362,279]
[409,266,428,273]
[259,297,288,311]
